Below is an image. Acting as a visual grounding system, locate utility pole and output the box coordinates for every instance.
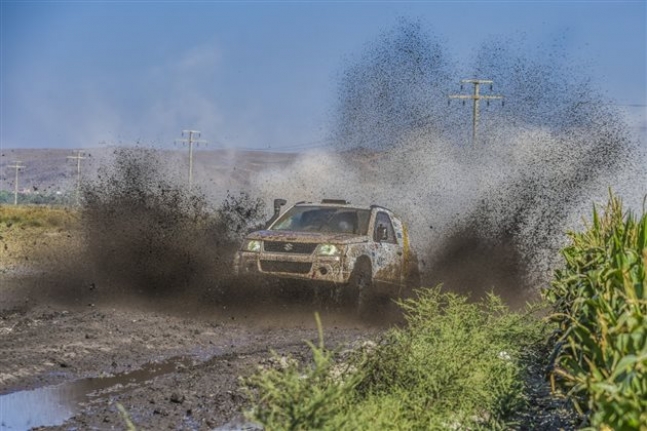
[67,150,86,206]
[449,79,503,146]
[175,130,207,192]
[7,161,25,205]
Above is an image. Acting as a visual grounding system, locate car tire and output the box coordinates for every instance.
[405,265,421,291]
[404,249,421,288]
[350,259,373,318]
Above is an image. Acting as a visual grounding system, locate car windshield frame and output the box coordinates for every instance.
[269,206,370,235]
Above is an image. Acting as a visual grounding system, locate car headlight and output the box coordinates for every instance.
[316,244,340,256]
[243,240,262,252]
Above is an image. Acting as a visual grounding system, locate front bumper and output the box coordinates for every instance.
[234,251,350,284]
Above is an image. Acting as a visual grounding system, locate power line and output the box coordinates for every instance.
[7,161,25,205]
[255,144,333,153]
[224,138,335,153]
[449,79,504,146]
[175,130,207,192]
[67,150,86,206]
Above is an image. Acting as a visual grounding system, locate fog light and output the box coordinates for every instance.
[319,267,328,276]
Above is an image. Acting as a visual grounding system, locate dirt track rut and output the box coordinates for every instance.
[0,274,387,430]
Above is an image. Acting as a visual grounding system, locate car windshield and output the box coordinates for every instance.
[270,206,370,235]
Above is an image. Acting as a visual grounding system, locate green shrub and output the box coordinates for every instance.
[354,288,543,430]
[244,289,545,430]
[244,314,363,430]
[544,192,647,430]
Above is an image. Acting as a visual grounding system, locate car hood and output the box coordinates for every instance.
[246,230,369,245]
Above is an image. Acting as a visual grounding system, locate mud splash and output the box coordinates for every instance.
[73,147,267,301]
[249,19,644,301]
[9,21,642,312]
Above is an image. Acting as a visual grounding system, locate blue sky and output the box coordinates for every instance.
[1,1,645,150]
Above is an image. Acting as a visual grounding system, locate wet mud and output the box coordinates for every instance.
[0,271,387,430]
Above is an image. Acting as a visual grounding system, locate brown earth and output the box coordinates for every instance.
[0,219,579,431]
[0,225,390,431]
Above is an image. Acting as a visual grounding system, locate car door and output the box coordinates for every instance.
[372,211,403,285]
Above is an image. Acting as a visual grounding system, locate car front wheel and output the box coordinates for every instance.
[349,259,374,318]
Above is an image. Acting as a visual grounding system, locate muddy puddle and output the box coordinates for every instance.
[0,356,197,430]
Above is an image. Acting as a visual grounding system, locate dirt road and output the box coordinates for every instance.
[0,205,576,430]
[0,271,387,430]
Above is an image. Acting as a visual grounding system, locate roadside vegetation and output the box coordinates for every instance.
[244,290,547,430]
[0,204,78,229]
[0,205,80,271]
[244,193,646,430]
[544,193,647,430]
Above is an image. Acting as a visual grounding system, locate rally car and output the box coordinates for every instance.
[234,199,420,314]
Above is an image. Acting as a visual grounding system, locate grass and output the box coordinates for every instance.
[244,289,547,430]
[0,205,80,270]
[0,205,78,229]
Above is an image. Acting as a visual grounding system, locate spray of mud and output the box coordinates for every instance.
[54,147,270,311]
[71,150,378,327]
[24,20,643,314]
[250,20,646,303]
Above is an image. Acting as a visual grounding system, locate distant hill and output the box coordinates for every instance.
[0,148,299,196]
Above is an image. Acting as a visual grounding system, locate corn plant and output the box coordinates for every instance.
[544,192,647,430]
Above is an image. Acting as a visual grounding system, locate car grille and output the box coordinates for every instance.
[263,241,318,254]
[260,261,312,274]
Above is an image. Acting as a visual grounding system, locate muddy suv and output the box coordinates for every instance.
[234,199,419,314]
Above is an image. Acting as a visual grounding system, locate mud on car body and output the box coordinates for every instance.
[234,199,420,313]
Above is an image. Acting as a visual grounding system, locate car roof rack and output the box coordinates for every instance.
[321,199,350,205]
[370,204,389,211]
